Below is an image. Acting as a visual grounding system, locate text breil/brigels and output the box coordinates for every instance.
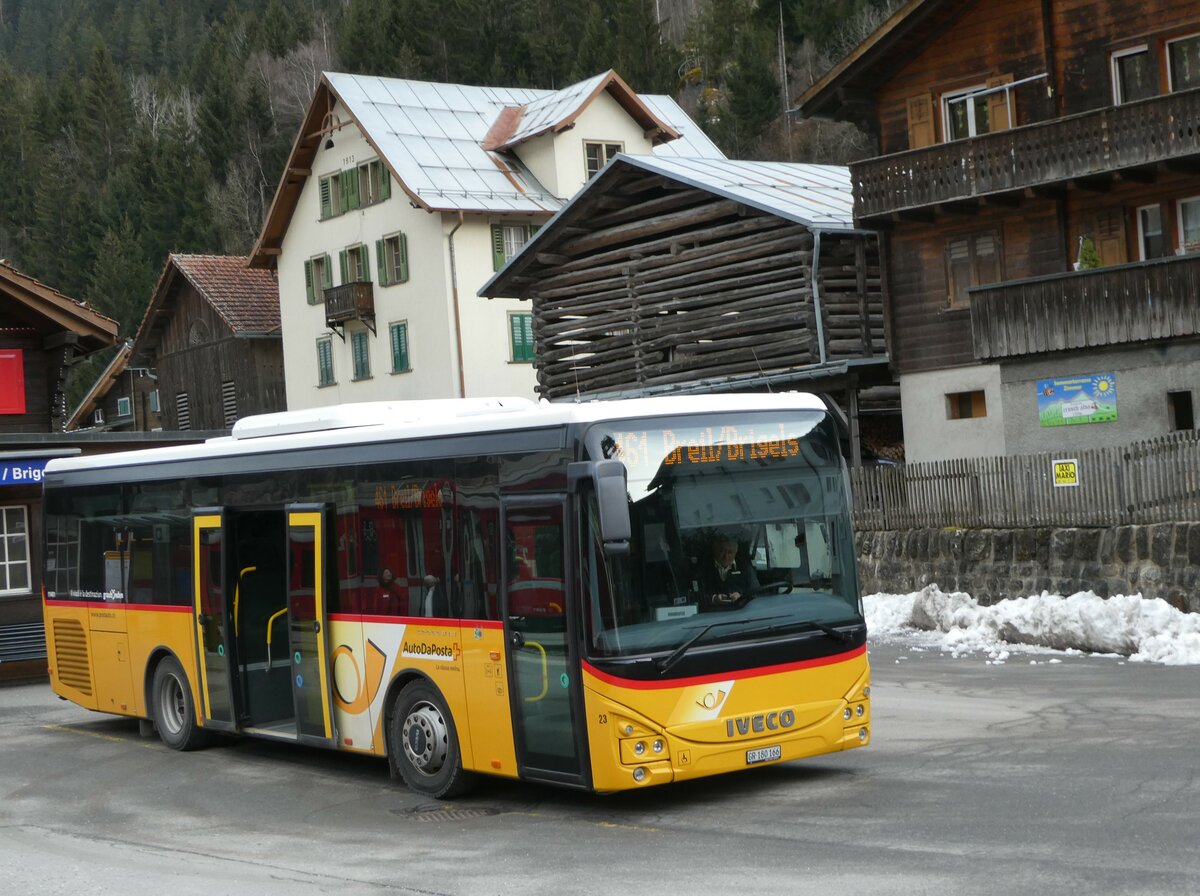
[725,709,796,738]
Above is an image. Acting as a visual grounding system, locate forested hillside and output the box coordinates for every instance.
[0,0,892,405]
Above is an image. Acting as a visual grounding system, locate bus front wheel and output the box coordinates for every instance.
[389,681,474,799]
[151,656,211,752]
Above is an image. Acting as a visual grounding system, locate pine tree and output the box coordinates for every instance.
[81,43,135,183]
[89,214,152,336]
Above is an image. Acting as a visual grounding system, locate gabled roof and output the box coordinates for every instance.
[132,255,279,362]
[797,0,971,119]
[65,341,132,432]
[0,261,118,350]
[251,71,722,267]
[481,153,857,298]
[485,70,679,151]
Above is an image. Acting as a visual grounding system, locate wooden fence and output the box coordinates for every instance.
[851,430,1200,530]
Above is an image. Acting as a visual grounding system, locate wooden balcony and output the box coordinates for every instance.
[854,87,1200,223]
[970,254,1200,361]
[324,281,375,333]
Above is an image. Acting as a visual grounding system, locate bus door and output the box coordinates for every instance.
[192,510,238,732]
[285,504,337,748]
[501,497,588,788]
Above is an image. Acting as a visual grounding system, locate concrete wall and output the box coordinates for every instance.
[900,364,1006,462]
[1001,341,1200,455]
[856,523,1200,612]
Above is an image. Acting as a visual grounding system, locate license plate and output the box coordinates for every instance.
[746,745,782,765]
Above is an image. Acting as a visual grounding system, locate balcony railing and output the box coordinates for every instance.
[970,254,1200,361]
[324,281,375,332]
[854,87,1200,221]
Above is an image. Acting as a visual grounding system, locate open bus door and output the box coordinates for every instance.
[501,497,588,788]
[192,510,238,732]
[285,504,337,748]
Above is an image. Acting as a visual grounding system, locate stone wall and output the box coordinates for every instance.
[856,523,1200,612]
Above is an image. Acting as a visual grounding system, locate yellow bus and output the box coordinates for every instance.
[41,394,870,797]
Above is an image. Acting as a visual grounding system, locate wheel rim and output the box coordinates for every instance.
[402,700,448,775]
[158,673,185,736]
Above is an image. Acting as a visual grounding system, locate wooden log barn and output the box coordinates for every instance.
[480,154,898,464]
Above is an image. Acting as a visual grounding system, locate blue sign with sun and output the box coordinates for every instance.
[1037,373,1118,427]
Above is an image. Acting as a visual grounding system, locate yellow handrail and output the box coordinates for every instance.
[521,640,548,703]
[233,565,257,636]
[265,607,288,670]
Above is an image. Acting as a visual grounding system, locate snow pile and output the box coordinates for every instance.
[865,585,1200,665]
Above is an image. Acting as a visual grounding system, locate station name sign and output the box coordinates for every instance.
[0,459,48,486]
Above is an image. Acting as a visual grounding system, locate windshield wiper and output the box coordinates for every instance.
[793,619,857,645]
[656,614,788,675]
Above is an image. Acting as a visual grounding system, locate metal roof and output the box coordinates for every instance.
[639,96,725,159]
[324,72,721,214]
[616,155,857,230]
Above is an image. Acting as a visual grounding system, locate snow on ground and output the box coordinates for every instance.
[865,585,1200,665]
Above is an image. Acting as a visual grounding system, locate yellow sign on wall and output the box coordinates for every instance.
[1053,458,1079,487]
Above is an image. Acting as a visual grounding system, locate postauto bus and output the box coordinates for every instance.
[41,394,870,797]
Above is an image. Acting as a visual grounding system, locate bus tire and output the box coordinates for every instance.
[389,681,475,799]
[151,656,211,752]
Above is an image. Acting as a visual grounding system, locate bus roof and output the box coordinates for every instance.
[44,392,828,476]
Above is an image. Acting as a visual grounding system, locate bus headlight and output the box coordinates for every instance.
[859,728,868,742]
[652,739,664,754]
[634,741,646,756]
[633,767,647,783]
[843,707,852,720]
[856,704,865,717]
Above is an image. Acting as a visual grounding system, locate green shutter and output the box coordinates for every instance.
[522,313,535,362]
[491,223,506,271]
[304,259,314,304]
[339,249,348,284]
[391,322,409,372]
[323,254,333,288]
[342,168,359,211]
[359,244,369,281]
[319,177,332,219]
[376,239,387,286]
[398,233,409,282]
[380,165,391,200]
[529,223,542,235]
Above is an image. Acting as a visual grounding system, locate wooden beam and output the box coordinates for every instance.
[937,201,980,216]
[1115,165,1155,184]
[896,208,935,224]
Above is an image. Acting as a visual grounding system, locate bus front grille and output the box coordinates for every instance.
[52,619,92,695]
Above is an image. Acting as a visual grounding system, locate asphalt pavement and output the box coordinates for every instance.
[2,643,1197,895]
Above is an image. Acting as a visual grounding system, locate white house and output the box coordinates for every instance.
[250,70,723,409]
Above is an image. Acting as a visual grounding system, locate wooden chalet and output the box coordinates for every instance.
[0,262,116,673]
[65,342,164,433]
[799,0,1200,462]
[131,255,284,431]
[481,154,894,462]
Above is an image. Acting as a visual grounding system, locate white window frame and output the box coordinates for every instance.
[1111,45,1151,104]
[1176,195,1200,254]
[148,389,160,414]
[93,408,105,425]
[941,84,989,141]
[502,224,529,261]
[116,396,132,418]
[309,254,330,304]
[584,141,624,179]
[0,505,31,595]
[357,159,388,206]
[1137,203,1166,260]
[1166,33,1200,92]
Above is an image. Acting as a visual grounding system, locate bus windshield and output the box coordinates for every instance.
[583,411,861,659]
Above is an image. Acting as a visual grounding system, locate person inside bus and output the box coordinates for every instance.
[375,568,403,614]
[698,533,758,611]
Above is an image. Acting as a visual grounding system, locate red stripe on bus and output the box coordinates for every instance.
[582,644,866,690]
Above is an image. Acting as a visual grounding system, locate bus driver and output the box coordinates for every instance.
[699,534,757,610]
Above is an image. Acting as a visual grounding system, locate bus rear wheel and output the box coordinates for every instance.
[151,656,211,751]
[389,681,474,799]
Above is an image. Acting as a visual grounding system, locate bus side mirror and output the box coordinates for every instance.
[569,460,631,555]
